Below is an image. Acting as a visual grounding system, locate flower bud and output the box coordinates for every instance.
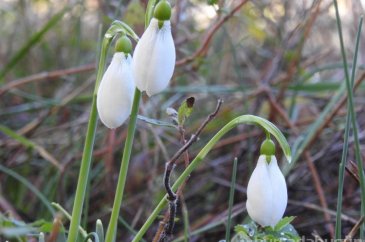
[97,52,135,129]
[132,17,175,96]
[115,35,132,54]
[153,0,172,21]
[260,139,275,157]
[246,155,288,227]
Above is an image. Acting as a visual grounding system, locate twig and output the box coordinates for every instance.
[165,99,223,167]
[275,0,323,103]
[304,152,335,237]
[176,0,248,66]
[344,216,365,242]
[156,99,223,242]
[346,160,360,183]
[0,63,94,96]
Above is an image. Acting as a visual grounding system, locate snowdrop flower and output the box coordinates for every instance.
[246,139,288,227]
[132,0,175,96]
[97,36,135,129]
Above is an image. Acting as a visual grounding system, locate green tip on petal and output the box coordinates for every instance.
[154,0,171,21]
[115,35,132,54]
[260,139,276,157]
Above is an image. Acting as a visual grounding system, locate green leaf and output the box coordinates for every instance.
[234,223,257,239]
[263,234,280,242]
[177,97,195,126]
[289,82,340,92]
[274,216,296,231]
[279,224,299,236]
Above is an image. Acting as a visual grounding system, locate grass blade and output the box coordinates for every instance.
[333,1,365,238]
[0,125,62,170]
[0,7,69,83]
[335,16,363,240]
[0,164,55,216]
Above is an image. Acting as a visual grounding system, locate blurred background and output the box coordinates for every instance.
[1,0,365,241]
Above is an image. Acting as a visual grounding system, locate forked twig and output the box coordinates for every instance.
[157,99,223,242]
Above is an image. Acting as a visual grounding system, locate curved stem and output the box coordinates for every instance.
[105,88,141,242]
[67,37,111,242]
[132,115,291,241]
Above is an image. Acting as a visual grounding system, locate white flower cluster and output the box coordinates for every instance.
[97,0,175,129]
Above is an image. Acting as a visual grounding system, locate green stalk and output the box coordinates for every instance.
[103,5,154,240]
[333,1,365,239]
[335,17,363,239]
[105,88,141,242]
[132,115,291,241]
[67,37,111,242]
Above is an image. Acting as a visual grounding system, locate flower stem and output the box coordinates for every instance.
[105,88,141,242]
[132,115,291,241]
[67,37,111,242]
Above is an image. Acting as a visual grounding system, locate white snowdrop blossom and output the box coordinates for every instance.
[97,52,135,129]
[132,18,176,96]
[246,155,288,227]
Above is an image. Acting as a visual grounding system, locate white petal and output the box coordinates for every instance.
[97,53,135,129]
[246,155,288,227]
[267,156,288,226]
[246,155,273,227]
[132,18,176,96]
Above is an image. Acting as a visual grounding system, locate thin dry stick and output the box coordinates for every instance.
[176,0,248,66]
[346,160,361,183]
[48,215,63,242]
[17,75,94,136]
[304,152,334,237]
[275,0,323,103]
[268,71,365,152]
[289,200,357,224]
[152,127,191,242]
[0,63,94,96]
[344,216,365,242]
[162,99,223,167]
[155,99,223,242]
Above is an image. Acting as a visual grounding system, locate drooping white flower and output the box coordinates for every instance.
[246,155,288,227]
[97,52,135,129]
[132,15,175,96]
